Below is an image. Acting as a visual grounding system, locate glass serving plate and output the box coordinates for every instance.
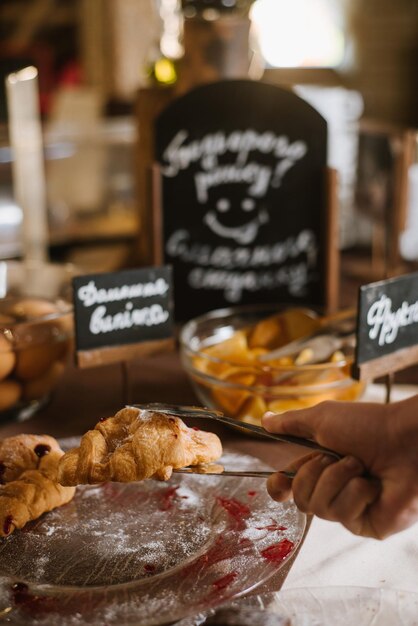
[0,448,305,626]
[181,587,418,625]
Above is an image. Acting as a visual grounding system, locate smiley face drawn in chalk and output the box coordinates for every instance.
[204,196,269,245]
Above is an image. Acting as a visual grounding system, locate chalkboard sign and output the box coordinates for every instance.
[354,271,418,380]
[73,267,174,368]
[154,80,329,320]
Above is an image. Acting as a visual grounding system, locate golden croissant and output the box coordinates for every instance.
[0,437,75,537]
[0,434,63,484]
[58,407,223,486]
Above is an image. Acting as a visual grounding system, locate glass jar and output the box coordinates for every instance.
[0,261,76,422]
[148,0,258,89]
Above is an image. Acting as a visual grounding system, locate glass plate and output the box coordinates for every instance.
[274,587,418,625]
[0,448,305,626]
[177,587,418,625]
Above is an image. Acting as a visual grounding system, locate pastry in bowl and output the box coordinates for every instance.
[58,407,223,486]
[0,435,75,537]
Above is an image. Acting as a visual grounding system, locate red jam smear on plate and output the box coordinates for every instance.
[260,538,294,563]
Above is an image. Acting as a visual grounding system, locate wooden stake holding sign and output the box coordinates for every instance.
[353,272,418,403]
[72,267,174,404]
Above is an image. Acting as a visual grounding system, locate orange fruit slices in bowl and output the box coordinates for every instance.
[181,306,365,429]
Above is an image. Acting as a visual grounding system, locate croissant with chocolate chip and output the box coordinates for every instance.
[0,435,75,537]
[58,407,223,486]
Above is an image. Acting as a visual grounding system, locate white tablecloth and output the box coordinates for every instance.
[284,384,418,594]
[285,516,418,592]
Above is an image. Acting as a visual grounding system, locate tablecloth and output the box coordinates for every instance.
[284,384,418,594]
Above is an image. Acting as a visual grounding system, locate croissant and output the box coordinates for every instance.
[0,440,76,537]
[0,434,63,484]
[58,407,223,486]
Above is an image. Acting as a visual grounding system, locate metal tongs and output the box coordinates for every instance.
[258,308,357,365]
[129,403,343,479]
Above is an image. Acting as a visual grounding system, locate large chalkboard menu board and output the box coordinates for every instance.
[155,80,328,320]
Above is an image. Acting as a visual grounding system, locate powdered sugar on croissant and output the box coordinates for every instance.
[58,407,223,486]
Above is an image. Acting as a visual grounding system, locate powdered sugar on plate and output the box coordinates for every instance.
[0,449,305,626]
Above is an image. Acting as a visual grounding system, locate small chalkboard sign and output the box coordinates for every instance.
[154,79,333,321]
[72,267,174,368]
[353,271,418,381]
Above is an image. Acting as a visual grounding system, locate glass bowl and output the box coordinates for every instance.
[0,261,76,421]
[180,305,365,428]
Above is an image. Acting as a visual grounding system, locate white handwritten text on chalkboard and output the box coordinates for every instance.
[78,278,169,307]
[162,129,307,180]
[367,294,418,346]
[162,131,307,233]
[77,278,170,336]
[89,303,169,335]
[162,126,311,296]
[166,229,316,302]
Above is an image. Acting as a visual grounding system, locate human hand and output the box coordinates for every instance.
[262,395,418,539]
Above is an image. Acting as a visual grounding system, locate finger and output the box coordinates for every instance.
[262,408,322,440]
[291,454,338,513]
[308,455,366,518]
[262,401,385,455]
[330,476,381,525]
[266,452,321,503]
[262,401,348,441]
[266,471,293,502]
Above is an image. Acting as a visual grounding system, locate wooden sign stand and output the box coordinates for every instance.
[325,167,340,315]
[136,86,175,267]
[76,337,174,370]
[72,267,175,406]
[353,344,418,385]
[77,338,175,406]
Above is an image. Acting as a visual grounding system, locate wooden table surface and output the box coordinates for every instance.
[0,350,311,596]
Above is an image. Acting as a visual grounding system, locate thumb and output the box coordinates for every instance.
[262,407,323,440]
[262,400,386,460]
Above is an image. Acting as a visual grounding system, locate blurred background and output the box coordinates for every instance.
[0,0,417,290]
